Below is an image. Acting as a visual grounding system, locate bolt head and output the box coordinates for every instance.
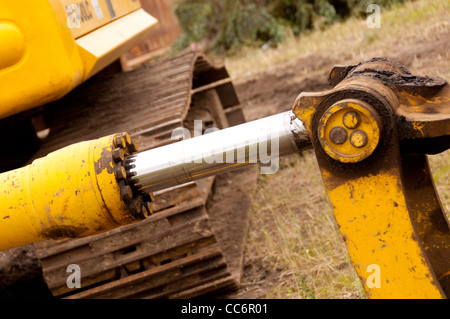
[114,136,126,149]
[329,126,348,145]
[142,202,152,217]
[112,148,125,163]
[143,193,154,202]
[343,111,361,129]
[128,200,144,219]
[121,132,132,147]
[120,186,133,202]
[128,139,139,153]
[350,130,369,148]
[114,165,127,180]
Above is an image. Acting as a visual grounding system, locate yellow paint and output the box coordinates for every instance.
[324,167,445,298]
[57,0,141,39]
[0,22,26,69]
[0,0,84,120]
[342,111,360,129]
[292,93,322,132]
[412,122,425,137]
[349,130,367,148]
[292,86,445,298]
[76,9,157,80]
[0,1,157,120]
[0,134,139,251]
[318,100,380,163]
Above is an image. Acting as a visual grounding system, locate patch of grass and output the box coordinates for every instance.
[429,150,450,218]
[224,0,450,80]
[245,152,363,298]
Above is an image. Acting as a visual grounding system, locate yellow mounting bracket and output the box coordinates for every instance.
[293,58,450,298]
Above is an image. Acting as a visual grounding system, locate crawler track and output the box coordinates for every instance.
[32,51,247,299]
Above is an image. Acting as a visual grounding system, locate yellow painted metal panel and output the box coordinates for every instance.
[76,9,157,80]
[322,167,445,298]
[0,0,84,120]
[0,22,26,69]
[58,0,141,39]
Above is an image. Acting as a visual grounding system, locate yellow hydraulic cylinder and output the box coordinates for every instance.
[0,133,149,251]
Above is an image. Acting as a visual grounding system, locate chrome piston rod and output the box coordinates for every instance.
[127,111,311,194]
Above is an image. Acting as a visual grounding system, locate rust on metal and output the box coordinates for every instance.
[343,111,361,129]
[329,126,348,144]
[349,130,368,148]
[94,146,115,175]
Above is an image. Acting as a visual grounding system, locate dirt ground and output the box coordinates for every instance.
[208,27,450,299]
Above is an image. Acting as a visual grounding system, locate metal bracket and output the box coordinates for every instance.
[293,58,450,298]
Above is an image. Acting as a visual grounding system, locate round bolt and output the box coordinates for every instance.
[329,126,348,145]
[142,202,152,216]
[349,130,369,148]
[114,165,127,180]
[128,139,138,153]
[129,200,144,219]
[342,111,361,129]
[112,148,125,163]
[114,136,126,149]
[120,186,133,202]
[318,99,381,163]
[121,132,132,147]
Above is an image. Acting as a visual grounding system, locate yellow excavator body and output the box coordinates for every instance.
[0,0,157,121]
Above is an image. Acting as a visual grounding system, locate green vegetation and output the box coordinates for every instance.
[172,0,409,54]
[224,0,450,80]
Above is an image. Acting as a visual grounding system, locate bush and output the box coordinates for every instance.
[174,1,214,42]
[173,0,285,54]
[172,0,411,54]
[211,0,285,53]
